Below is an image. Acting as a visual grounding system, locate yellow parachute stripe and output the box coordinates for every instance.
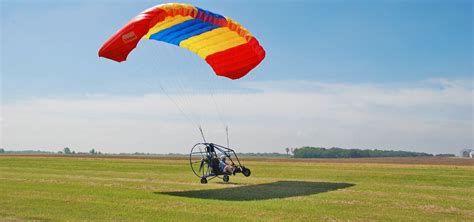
[179,28,227,48]
[158,3,195,15]
[179,27,247,58]
[199,38,246,58]
[143,15,193,39]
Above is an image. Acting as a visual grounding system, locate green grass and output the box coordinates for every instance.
[0,156,473,221]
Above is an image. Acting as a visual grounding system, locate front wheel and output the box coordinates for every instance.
[242,167,251,177]
[223,174,229,182]
[200,177,208,184]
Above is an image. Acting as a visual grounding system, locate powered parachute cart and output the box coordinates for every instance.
[190,143,251,184]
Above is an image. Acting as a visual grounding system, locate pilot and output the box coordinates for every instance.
[219,155,235,174]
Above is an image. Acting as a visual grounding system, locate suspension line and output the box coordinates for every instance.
[226,126,230,148]
[199,126,207,143]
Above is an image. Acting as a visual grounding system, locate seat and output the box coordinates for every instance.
[210,157,223,175]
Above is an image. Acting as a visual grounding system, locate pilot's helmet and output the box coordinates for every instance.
[220,155,226,161]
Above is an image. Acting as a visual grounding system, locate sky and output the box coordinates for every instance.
[1,0,472,154]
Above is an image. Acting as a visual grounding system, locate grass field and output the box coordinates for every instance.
[0,156,473,221]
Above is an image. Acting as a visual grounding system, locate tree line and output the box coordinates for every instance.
[292,146,435,158]
[60,147,101,155]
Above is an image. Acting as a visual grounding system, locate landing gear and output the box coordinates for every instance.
[200,177,208,184]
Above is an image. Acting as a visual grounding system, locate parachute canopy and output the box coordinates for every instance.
[98,3,265,79]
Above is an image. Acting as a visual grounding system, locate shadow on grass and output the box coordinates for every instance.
[157,181,354,201]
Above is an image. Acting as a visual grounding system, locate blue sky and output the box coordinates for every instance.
[1,0,473,154]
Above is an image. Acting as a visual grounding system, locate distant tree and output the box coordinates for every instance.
[63,147,71,155]
[435,153,455,157]
[58,151,63,154]
[89,149,96,155]
[72,151,76,155]
[0,148,4,153]
[285,148,290,156]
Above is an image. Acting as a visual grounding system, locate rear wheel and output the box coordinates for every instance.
[242,167,251,177]
[223,174,229,182]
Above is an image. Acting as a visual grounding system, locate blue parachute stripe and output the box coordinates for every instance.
[196,7,225,19]
[168,22,219,45]
[150,20,201,42]
[150,19,220,46]
[160,22,207,43]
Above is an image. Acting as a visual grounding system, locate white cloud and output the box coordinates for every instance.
[1,78,472,154]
